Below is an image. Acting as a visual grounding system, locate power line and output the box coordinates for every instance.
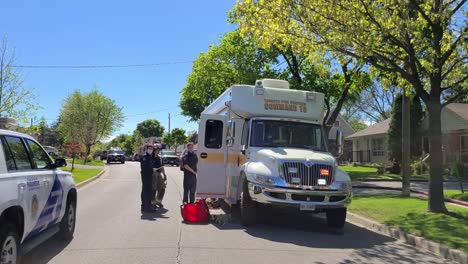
[11,61,194,69]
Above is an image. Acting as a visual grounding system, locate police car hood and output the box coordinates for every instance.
[252,147,335,164]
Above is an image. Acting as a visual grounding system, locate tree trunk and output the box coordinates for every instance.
[71,153,75,172]
[401,95,411,197]
[427,102,448,213]
[84,145,91,165]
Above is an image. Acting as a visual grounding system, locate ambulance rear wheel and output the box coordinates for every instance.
[240,179,257,226]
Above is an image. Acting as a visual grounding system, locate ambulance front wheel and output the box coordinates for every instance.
[240,179,257,226]
[326,208,347,229]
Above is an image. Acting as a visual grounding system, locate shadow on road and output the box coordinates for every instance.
[211,208,444,264]
[20,235,72,264]
[140,208,170,221]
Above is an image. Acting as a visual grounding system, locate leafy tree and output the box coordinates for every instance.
[389,94,425,161]
[355,82,398,123]
[234,0,467,213]
[180,29,280,121]
[170,128,188,152]
[188,131,198,144]
[162,133,174,149]
[347,119,368,132]
[163,128,188,151]
[136,119,165,138]
[0,37,41,122]
[58,89,124,164]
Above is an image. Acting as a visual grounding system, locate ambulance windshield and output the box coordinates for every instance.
[250,120,327,151]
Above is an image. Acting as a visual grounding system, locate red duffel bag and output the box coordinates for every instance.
[180,199,210,223]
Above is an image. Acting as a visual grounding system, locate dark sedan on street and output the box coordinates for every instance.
[107,150,125,164]
[161,150,179,166]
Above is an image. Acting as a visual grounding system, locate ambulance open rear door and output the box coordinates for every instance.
[196,114,227,199]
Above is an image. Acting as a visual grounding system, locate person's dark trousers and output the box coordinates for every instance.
[183,174,197,203]
[140,173,153,210]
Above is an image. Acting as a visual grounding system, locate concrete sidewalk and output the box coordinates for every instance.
[353,180,467,192]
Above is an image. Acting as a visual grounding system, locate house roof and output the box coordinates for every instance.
[445,103,468,122]
[346,119,390,139]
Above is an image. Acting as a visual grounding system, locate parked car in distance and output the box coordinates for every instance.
[43,145,59,157]
[161,150,179,166]
[133,153,140,161]
[106,150,125,164]
[100,150,108,160]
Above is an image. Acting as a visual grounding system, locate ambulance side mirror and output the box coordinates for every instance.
[332,129,343,157]
[226,136,234,147]
[241,145,246,155]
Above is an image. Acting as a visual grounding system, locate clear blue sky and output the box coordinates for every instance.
[1,0,236,139]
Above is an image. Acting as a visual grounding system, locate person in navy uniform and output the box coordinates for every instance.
[182,142,198,204]
[140,144,156,213]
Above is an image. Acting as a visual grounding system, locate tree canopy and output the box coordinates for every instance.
[0,37,41,122]
[179,29,279,121]
[58,89,124,163]
[136,119,165,138]
[234,0,468,213]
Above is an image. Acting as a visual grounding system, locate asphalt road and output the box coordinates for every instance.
[22,162,451,264]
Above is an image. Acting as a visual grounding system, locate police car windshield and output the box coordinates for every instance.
[162,151,176,155]
[109,150,123,155]
[250,120,327,151]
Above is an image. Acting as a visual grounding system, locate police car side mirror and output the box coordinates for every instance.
[54,158,67,168]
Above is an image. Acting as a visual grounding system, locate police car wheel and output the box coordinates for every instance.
[59,198,76,240]
[0,223,19,264]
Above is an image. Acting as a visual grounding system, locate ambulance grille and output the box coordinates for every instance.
[281,162,335,187]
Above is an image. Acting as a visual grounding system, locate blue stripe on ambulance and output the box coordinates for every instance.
[24,173,64,241]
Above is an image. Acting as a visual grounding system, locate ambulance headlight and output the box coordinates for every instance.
[331,181,352,191]
[252,174,277,186]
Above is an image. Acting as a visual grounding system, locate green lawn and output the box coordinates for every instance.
[339,165,429,181]
[349,194,468,252]
[62,167,103,184]
[66,158,104,166]
[445,190,468,202]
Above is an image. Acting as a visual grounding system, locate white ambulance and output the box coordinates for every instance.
[197,79,352,227]
[0,129,77,263]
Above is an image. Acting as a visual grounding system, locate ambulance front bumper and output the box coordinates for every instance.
[248,182,352,209]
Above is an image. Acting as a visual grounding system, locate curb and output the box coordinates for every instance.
[347,212,468,264]
[76,167,108,189]
[353,185,468,207]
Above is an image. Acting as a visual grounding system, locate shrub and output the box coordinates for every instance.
[411,160,428,174]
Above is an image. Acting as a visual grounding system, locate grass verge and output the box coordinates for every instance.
[62,167,103,184]
[349,194,468,252]
[340,166,429,181]
[445,190,468,202]
[66,158,104,166]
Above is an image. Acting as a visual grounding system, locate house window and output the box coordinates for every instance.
[334,121,340,127]
[460,135,468,153]
[372,138,385,156]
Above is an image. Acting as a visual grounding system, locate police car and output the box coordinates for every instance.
[0,129,77,264]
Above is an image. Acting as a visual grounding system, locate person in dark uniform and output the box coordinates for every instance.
[152,145,167,208]
[140,144,156,213]
[182,142,198,204]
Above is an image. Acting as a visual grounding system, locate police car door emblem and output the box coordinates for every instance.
[31,194,39,218]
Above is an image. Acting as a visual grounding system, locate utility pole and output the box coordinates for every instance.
[168,113,171,134]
